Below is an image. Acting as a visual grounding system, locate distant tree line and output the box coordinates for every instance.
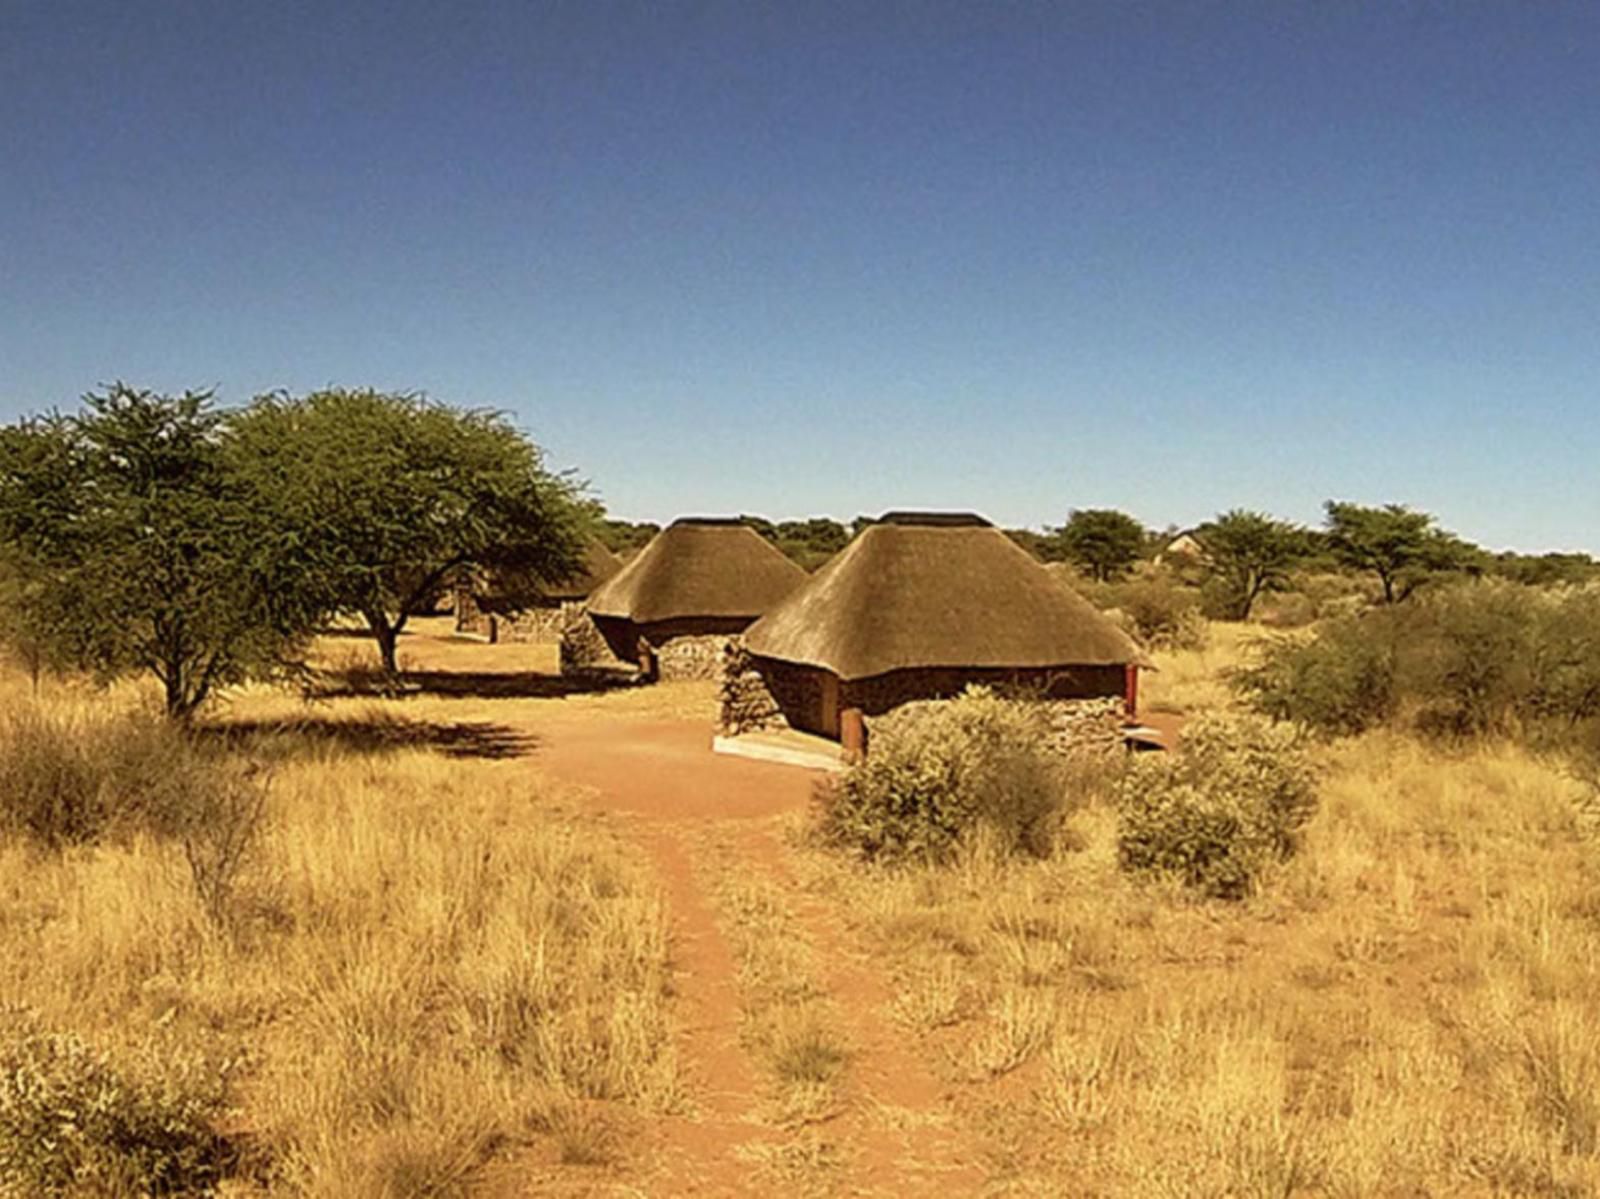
[2,382,1594,716]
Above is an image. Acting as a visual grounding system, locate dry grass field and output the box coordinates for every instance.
[3,617,1598,1196]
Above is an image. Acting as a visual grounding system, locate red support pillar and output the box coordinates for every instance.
[840,707,867,761]
[1124,663,1139,720]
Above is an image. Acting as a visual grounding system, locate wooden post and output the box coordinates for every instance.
[841,707,867,760]
[639,640,658,683]
[1124,664,1139,720]
[819,673,840,737]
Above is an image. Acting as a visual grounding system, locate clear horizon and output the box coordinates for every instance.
[3,2,1597,554]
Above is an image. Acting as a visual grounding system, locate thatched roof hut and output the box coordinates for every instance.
[541,540,625,602]
[739,512,1146,746]
[455,540,625,641]
[582,517,807,678]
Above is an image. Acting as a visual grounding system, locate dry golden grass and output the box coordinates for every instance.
[8,615,1600,1195]
[1140,618,1265,718]
[788,628,1600,1195]
[0,650,679,1195]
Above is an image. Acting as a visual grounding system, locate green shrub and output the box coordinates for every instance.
[0,1024,238,1196]
[1106,576,1209,650]
[1405,582,1539,737]
[1255,591,1316,628]
[1232,581,1600,745]
[1295,571,1374,619]
[816,687,1068,863]
[1232,617,1399,736]
[1116,713,1318,898]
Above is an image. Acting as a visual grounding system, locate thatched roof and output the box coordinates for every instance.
[586,518,807,624]
[469,539,624,607]
[544,540,624,601]
[743,512,1147,679]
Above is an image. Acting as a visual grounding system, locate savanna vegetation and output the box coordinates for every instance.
[0,644,681,1197]
[3,383,1599,1194]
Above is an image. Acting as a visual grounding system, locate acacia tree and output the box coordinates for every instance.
[1199,509,1309,620]
[1053,509,1147,582]
[230,389,588,674]
[1324,501,1479,603]
[0,385,321,717]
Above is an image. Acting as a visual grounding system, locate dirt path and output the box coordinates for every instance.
[523,712,985,1196]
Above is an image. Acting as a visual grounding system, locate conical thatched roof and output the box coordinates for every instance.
[586,518,807,623]
[743,512,1147,679]
[470,539,624,608]
[545,540,624,601]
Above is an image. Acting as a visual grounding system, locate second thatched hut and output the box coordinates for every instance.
[575,517,808,680]
[455,540,625,643]
[733,512,1147,753]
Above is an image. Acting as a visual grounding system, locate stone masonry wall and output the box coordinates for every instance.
[454,580,494,639]
[862,693,1129,758]
[497,601,584,644]
[718,642,789,735]
[842,664,1125,719]
[650,633,732,681]
[1038,696,1128,757]
[560,609,634,676]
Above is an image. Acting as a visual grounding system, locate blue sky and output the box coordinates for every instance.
[2,2,1597,551]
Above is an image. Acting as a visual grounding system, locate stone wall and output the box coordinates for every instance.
[842,664,1126,719]
[718,642,789,735]
[862,693,1129,759]
[454,580,494,639]
[496,601,584,644]
[454,580,581,645]
[650,633,733,681]
[560,610,634,676]
[1038,696,1128,757]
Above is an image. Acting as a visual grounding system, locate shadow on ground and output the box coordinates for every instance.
[311,668,639,701]
[202,713,538,761]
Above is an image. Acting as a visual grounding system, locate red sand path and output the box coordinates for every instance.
[522,711,984,1196]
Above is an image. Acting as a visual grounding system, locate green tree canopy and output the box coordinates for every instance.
[0,385,322,717]
[591,514,660,557]
[738,515,850,569]
[230,389,588,674]
[1198,510,1310,620]
[1324,501,1479,603]
[1003,528,1056,562]
[1490,550,1599,588]
[1051,509,1147,582]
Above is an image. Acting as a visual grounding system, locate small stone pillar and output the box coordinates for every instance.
[841,707,867,760]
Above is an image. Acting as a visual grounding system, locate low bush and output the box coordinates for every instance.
[0,1022,239,1196]
[1116,713,1318,898]
[816,687,1069,863]
[1234,581,1600,745]
[1254,591,1316,628]
[1232,618,1399,736]
[1107,576,1208,650]
[0,708,258,852]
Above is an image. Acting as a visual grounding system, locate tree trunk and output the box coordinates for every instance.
[367,611,401,676]
[164,666,193,721]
